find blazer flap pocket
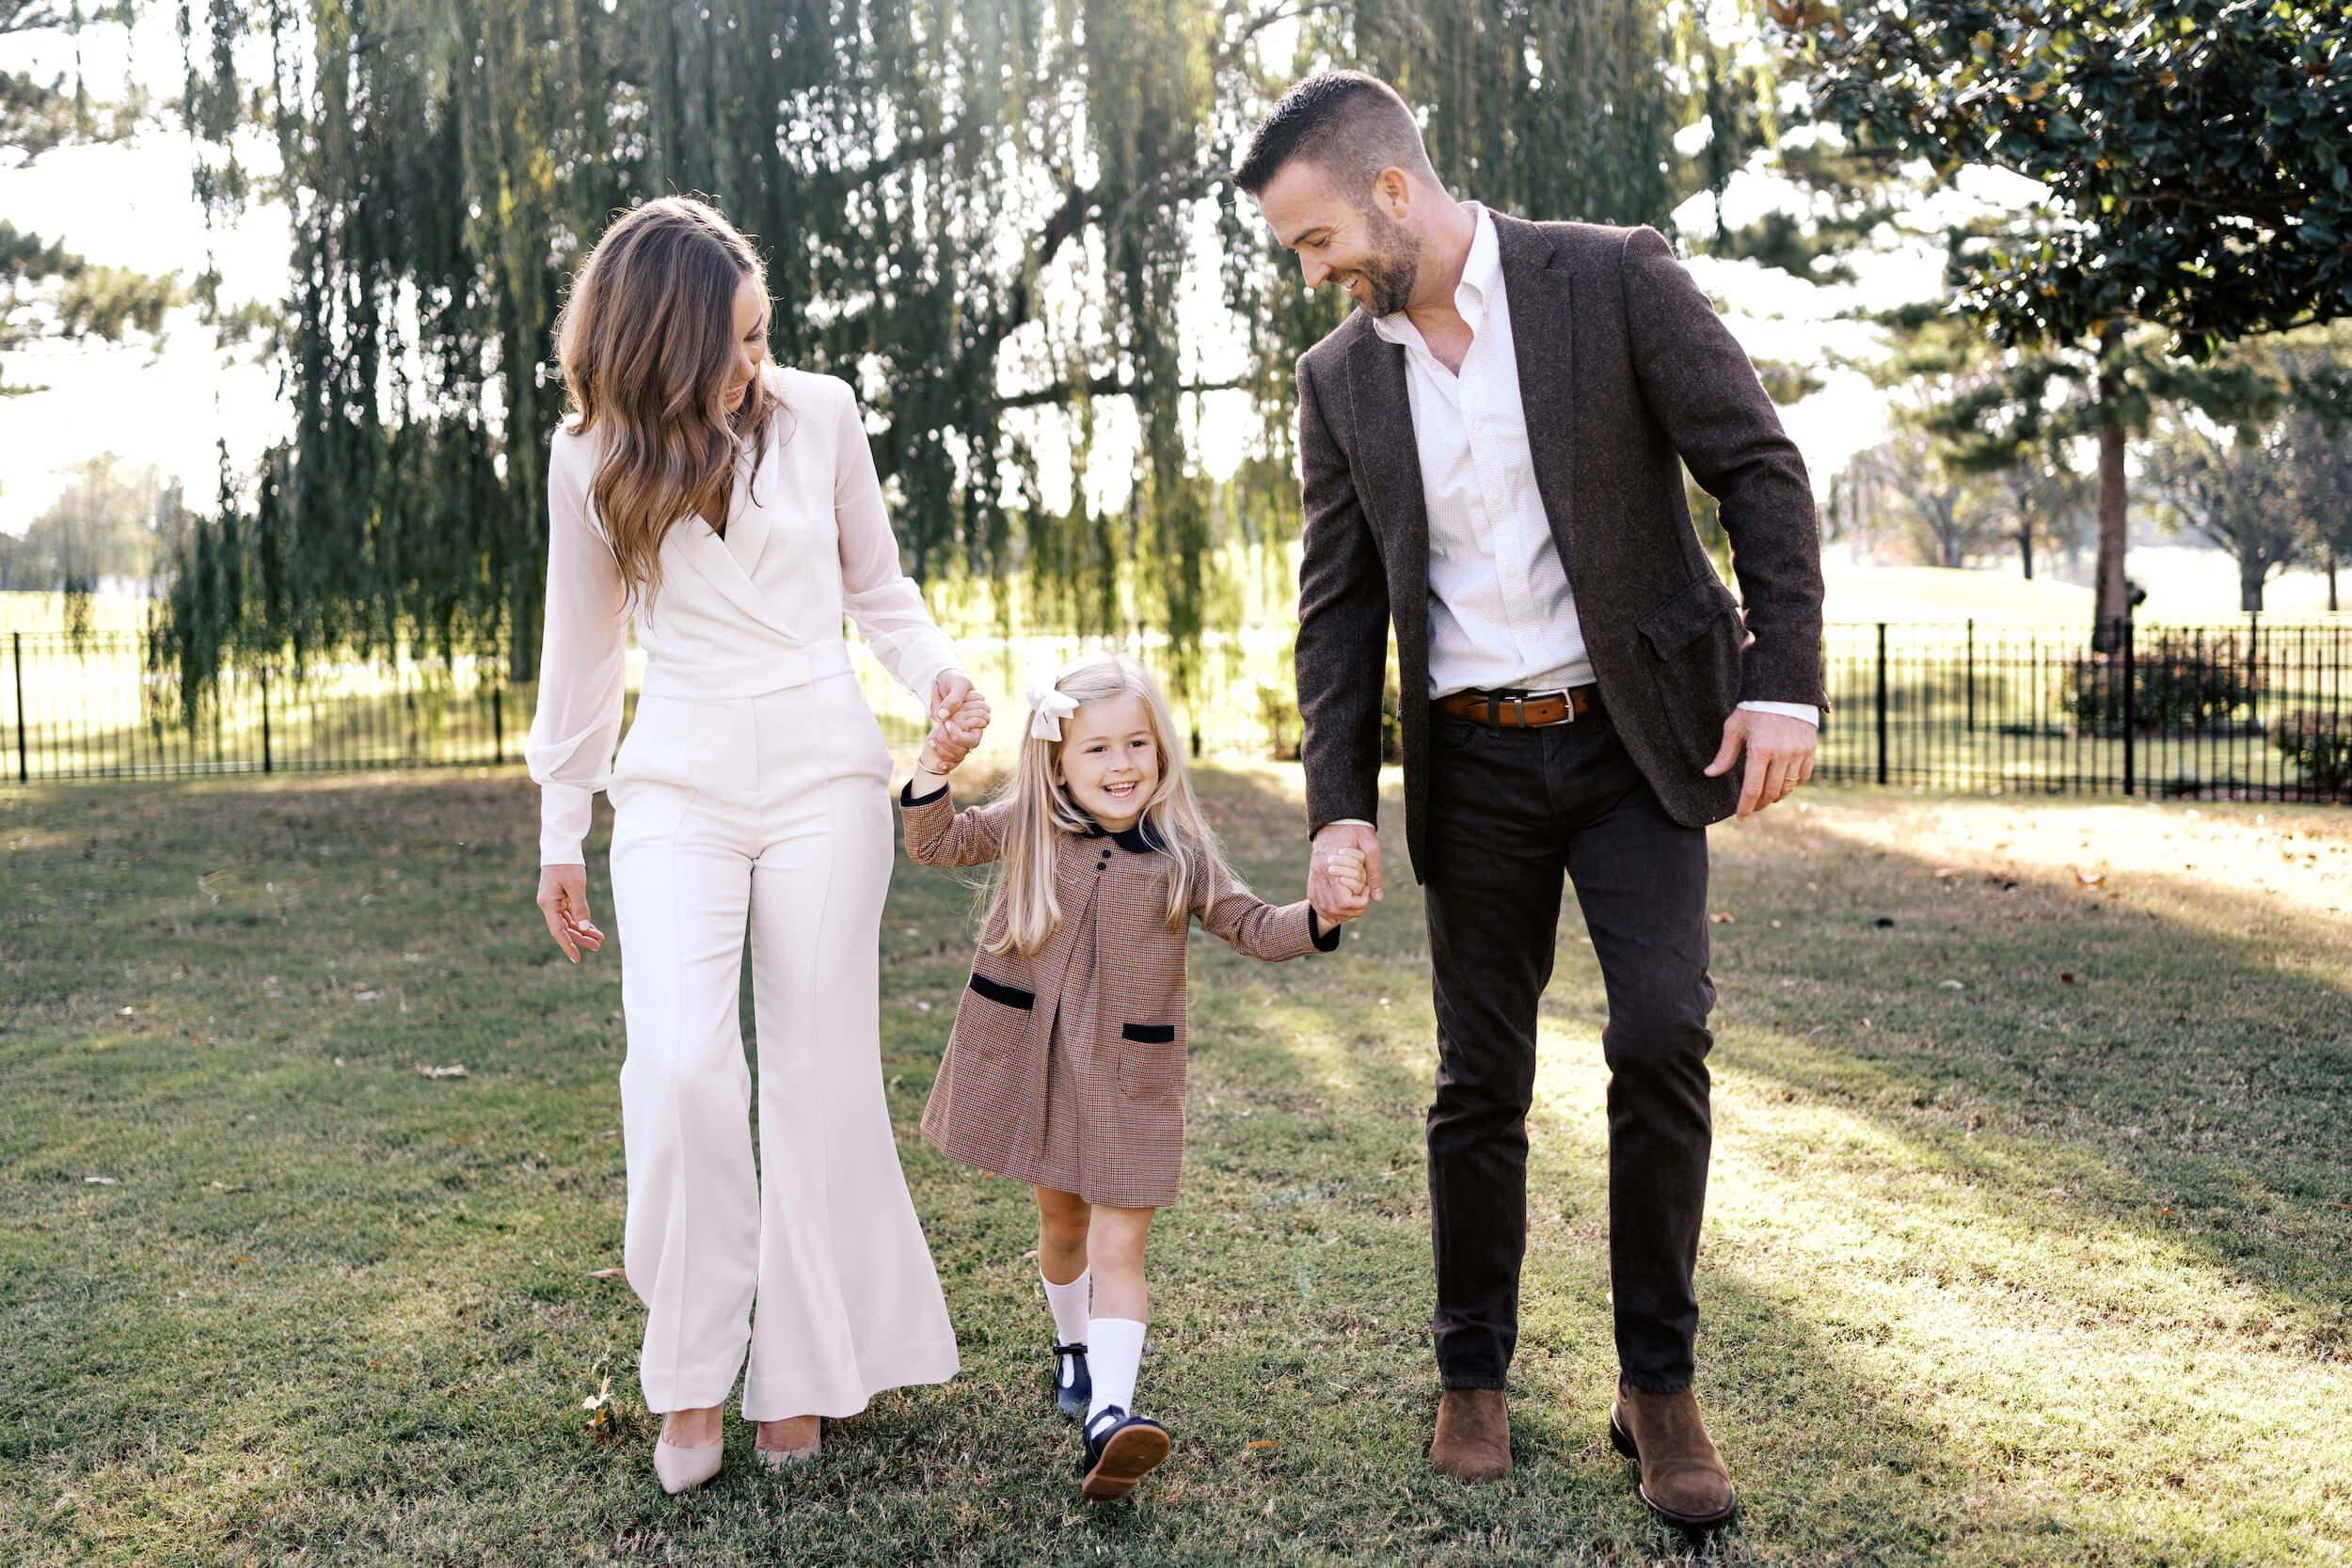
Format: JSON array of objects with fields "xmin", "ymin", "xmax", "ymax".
[
  {"xmin": 1120, "ymin": 1022, "xmax": 1177, "ymax": 1044},
  {"xmin": 1638, "ymin": 576, "xmax": 1739, "ymax": 660},
  {"xmin": 969, "ymin": 973, "xmax": 1036, "ymax": 1010}
]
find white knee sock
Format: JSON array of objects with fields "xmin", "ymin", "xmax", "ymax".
[
  {"xmin": 1041, "ymin": 1265, "xmax": 1090, "ymax": 1346},
  {"xmin": 1086, "ymin": 1317, "xmax": 1146, "ymax": 1420}
]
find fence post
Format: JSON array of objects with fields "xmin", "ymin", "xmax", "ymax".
[
  {"xmin": 493, "ymin": 682, "xmax": 505, "ymax": 766},
  {"xmin": 2121, "ymin": 615, "xmax": 2136, "ymax": 797},
  {"xmin": 1874, "ymin": 622, "xmax": 1889, "ymax": 787},
  {"xmin": 260, "ymin": 665, "xmax": 274, "ymax": 775},
  {"xmin": 1964, "ymin": 618, "xmax": 1976, "ymax": 734},
  {"xmin": 11, "ymin": 631, "xmax": 25, "ymax": 784}
]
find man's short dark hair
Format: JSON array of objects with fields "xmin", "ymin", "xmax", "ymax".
[{"xmin": 1232, "ymin": 71, "xmax": 1438, "ymax": 199}]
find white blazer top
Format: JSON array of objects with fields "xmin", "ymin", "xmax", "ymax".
[{"xmin": 525, "ymin": 365, "xmax": 961, "ymax": 864}]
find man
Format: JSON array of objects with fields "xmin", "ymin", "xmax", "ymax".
[{"xmin": 1236, "ymin": 71, "xmax": 1825, "ymax": 1528}]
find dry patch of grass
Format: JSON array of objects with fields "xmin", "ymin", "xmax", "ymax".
[{"xmin": 1, "ymin": 769, "xmax": 2345, "ymax": 1565}]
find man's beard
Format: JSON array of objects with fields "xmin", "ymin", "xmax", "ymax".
[{"xmin": 1350, "ymin": 203, "xmax": 1421, "ymax": 317}]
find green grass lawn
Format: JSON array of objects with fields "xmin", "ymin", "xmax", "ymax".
[{"xmin": 3, "ymin": 766, "xmax": 2347, "ymax": 1566}]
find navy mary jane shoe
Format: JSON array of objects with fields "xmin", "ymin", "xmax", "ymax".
[
  {"xmin": 1052, "ymin": 1341, "xmax": 1091, "ymax": 1420},
  {"xmin": 1079, "ymin": 1405, "xmax": 1170, "ymax": 1500}
]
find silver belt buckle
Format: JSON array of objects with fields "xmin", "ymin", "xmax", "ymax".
[{"xmin": 1525, "ymin": 688, "xmax": 1573, "ymax": 725}]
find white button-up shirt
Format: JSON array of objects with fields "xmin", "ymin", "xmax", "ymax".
[{"xmin": 1368, "ymin": 204, "xmax": 1817, "ymax": 725}]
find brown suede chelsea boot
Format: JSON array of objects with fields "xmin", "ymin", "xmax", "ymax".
[
  {"xmin": 1608, "ymin": 1379, "xmax": 1736, "ymax": 1530},
  {"xmin": 1429, "ymin": 1387, "xmax": 1512, "ymax": 1482}
]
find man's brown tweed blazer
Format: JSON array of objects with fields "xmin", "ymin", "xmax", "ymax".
[
  {"xmin": 901, "ymin": 786, "xmax": 1336, "ymax": 1208},
  {"xmin": 1294, "ymin": 214, "xmax": 1827, "ymax": 882}
]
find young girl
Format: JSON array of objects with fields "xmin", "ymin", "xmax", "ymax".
[{"xmin": 899, "ymin": 653, "xmax": 1364, "ymax": 1499}]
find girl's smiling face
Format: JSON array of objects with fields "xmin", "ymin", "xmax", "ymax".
[{"xmin": 1055, "ymin": 692, "xmax": 1160, "ymax": 832}]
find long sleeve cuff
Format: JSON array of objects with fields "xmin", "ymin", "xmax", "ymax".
[
  {"xmin": 539, "ymin": 783, "xmax": 595, "ymax": 866},
  {"xmin": 1307, "ymin": 909, "xmax": 1343, "ymax": 952},
  {"xmin": 1738, "ymin": 700, "xmax": 1820, "ymax": 726},
  {"xmin": 901, "ymin": 777, "xmax": 951, "ymax": 808}
]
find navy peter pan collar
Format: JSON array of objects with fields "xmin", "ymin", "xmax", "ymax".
[{"xmin": 1081, "ymin": 815, "xmax": 1166, "ymax": 854}]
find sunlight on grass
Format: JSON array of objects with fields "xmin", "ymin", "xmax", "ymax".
[{"xmin": 3, "ymin": 769, "xmax": 2347, "ymax": 1564}]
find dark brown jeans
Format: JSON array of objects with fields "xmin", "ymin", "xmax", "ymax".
[{"xmin": 1420, "ymin": 705, "xmax": 1715, "ymax": 1394}]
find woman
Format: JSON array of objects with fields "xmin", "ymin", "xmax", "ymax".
[{"xmin": 524, "ymin": 197, "xmax": 984, "ymax": 1493}]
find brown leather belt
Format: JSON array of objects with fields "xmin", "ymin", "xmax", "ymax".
[{"xmin": 1434, "ymin": 685, "xmax": 1598, "ymax": 728}]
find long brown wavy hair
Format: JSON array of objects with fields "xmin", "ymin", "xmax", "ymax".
[{"xmin": 552, "ymin": 197, "xmax": 782, "ymax": 607}]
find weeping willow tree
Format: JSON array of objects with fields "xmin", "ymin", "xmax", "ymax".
[{"xmin": 158, "ymin": 0, "xmax": 1741, "ymax": 712}]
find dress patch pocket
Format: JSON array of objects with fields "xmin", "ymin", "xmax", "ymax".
[{"xmin": 1119, "ymin": 1022, "xmax": 1176, "ymax": 1044}]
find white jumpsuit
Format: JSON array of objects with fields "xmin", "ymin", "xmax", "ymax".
[{"xmin": 526, "ymin": 365, "xmax": 961, "ymax": 1419}]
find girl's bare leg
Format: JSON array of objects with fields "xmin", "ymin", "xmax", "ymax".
[
  {"xmin": 1037, "ymin": 1186, "xmax": 1092, "ymax": 1285},
  {"xmin": 1085, "ymin": 1206, "xmax": 1152, "ymax": 1324}
]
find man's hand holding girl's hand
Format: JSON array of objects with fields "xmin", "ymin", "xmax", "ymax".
[{"xmin": 1311, "ymin": 847, "xmax": 1369, "ymax": 929}]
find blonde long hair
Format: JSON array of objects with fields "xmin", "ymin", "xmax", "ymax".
[
  {"xmin": 552, "ymin": 197, "xmax": 783, "ymax": 607},
  {"xmin": 986, "ymin": 653, "xmax": 1226, "ymax": 956}
]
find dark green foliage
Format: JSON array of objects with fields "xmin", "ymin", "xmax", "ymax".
[
  {"xmin": 2273, "ymin": 710, "xmax": 2352, "ymax": 794},
  {"xmin": 2065, "ymin": 633, "xmax": 2255, "ymax": 736},
  {"xmin": 153, "ymin": 0, "xmax": 1721, "ymax": 712},
  {"xmin": 1784, "ymin": 0, "xmax": 2352, "ymax": 357}
]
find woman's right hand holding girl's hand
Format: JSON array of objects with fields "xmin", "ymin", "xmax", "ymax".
[{"xmin": 537, "ymin": 864, "xmax": 606, "ymax": 963}]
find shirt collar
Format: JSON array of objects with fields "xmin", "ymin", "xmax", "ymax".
[
  {"xmin": 1371, "ymin": 202, "xmax": 1496, "ymax": 349},
  {"xmin": 1081, "ymin": 814, "xmax": 1166, "ymax": 854}
]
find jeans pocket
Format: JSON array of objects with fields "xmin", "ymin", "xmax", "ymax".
[{"xmin": 1431, "ymin": 718, "xmax": 1482, "ymax": 754}]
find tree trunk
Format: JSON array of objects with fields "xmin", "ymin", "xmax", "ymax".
[
  {"xmin": 2019, "ymin": 519, "xmax": 2034, "ymax": 580},
  {"xmin": 2090, "ymin": 325, "xmax": 2131, "ymax": 652},
  {"xmin": 2242, "ymin": 562, "xmax": 2266, "ymax": 614},
  {"xmin": 2328, "ymin": 551, "xmax": 2340, "ymax": 613}
]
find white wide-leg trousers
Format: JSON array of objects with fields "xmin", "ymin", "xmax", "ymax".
[{"xmin": 607, "ymin": 671, "xmax": 959, "ymax": 1418}]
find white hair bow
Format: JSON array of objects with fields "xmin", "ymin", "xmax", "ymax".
[{"xmin": 1027, "ymin": 676, "xmax": 1080, "ymax": 742}]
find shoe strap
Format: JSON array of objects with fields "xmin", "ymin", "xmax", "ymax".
[
  {"xmin": 1053, "ymin": 1341, "xmax": 1089, "ymax": 1356},
  {"xmin": 1084, "ymin": 1405, "xmax": 1125, "ymax": 1441}
]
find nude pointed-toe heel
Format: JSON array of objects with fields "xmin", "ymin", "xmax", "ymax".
[
  {"xmin": 653, "ymin": 1436, "xmax": 724, "ymax": 1495},
  {"xmin": 755, "ymin": 1434, "xmax": 819, "ymax": 1467}
]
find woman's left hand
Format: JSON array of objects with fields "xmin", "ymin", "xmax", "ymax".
[{"xmin": 930, "ymin": 672, "xmax": 990, "ymax": 751}]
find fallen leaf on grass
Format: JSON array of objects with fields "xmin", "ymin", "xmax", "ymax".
[
  {"xmin": 2074, "ymin": 869, "xmax": 2106, "ymax": 887},
  {"xmin": 915, "ymin": 1001, "xmax": 932, "ymax": 1012},
  {"xmin": 230, "ymin": 1255, "xmax": 254, "ymax": 1264},
  {"xmin": 2058, "ymin": 971, "xmax": 2076, "ymax": 984},
  {"xmin": 208, "ymin": 1180, "xmax": 250, "ymax": 1193},
  {"xmin": 1939, "ymin": 979, "xmax": 1964, "ymax": 990},
  {"xmin": 84, "ymin": 1177, "xmax": 118, "ymax": 1185},
  {"xmin": 1931, "ymin": 867, "xmax": 1961, "ymax": 879},
  {"xmin": 1245, "ymin": 1440, "xmax": 1279, "ymax": 1450},
  {"xmin": 415, "ymin": 1063, "xmax": 468, "ymax": 1079},
  {"xmin": 588, "ymin": 1267, "xmax": 627, "ymax": 1280},
  {"xmin": 1708, "ymin": 911, "xmax": 1735, "ymax": 925},
  {"xmin": 353, "ymin": 990, "xmax": 379, "ymax": 1002}
]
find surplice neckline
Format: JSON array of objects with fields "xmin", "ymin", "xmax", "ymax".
[{"xmin": 705, "ymin": 431, "xmax": 770, "ymax": 578}]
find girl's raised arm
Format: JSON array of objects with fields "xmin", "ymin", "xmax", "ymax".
[{"xmin": 899, "ymin": 786, "xmax": 1013, "ymax": 868}]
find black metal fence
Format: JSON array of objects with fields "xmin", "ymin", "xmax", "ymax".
[
  {"xmin": 1818, "ymin": 621, "xmax": 2352, "ymax": 801},
  {"xmin": 7, "ymin": 622, "xmax": 2350, "ymax": 801},
  {"xmin": 0, "ymin": 628, "xmax": 1295, "ymax": 782}
]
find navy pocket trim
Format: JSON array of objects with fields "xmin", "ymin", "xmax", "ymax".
[
  {"xmin": 969, "ymin": 974, "xmax": 1036, "ymax": 1010},
  {"xmin": 1120, "ymin": 1022, "xmax": 1177, "ymax": 1044}
]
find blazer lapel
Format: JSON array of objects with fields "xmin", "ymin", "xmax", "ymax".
[
  {"xmin": 671, "ymin": 514, "xmax": 797, "ymax": 639},
  {"xmin": 721, "ymin": 450, "xmax": 771, "ymax": 578},
  {"xmin": 1492, "ymin": 214, "xmax": 1578, "ymax": 562},
  {"xmin": 1343, "ymin": 327, "xmax": 1431, "ymax": 657}
]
